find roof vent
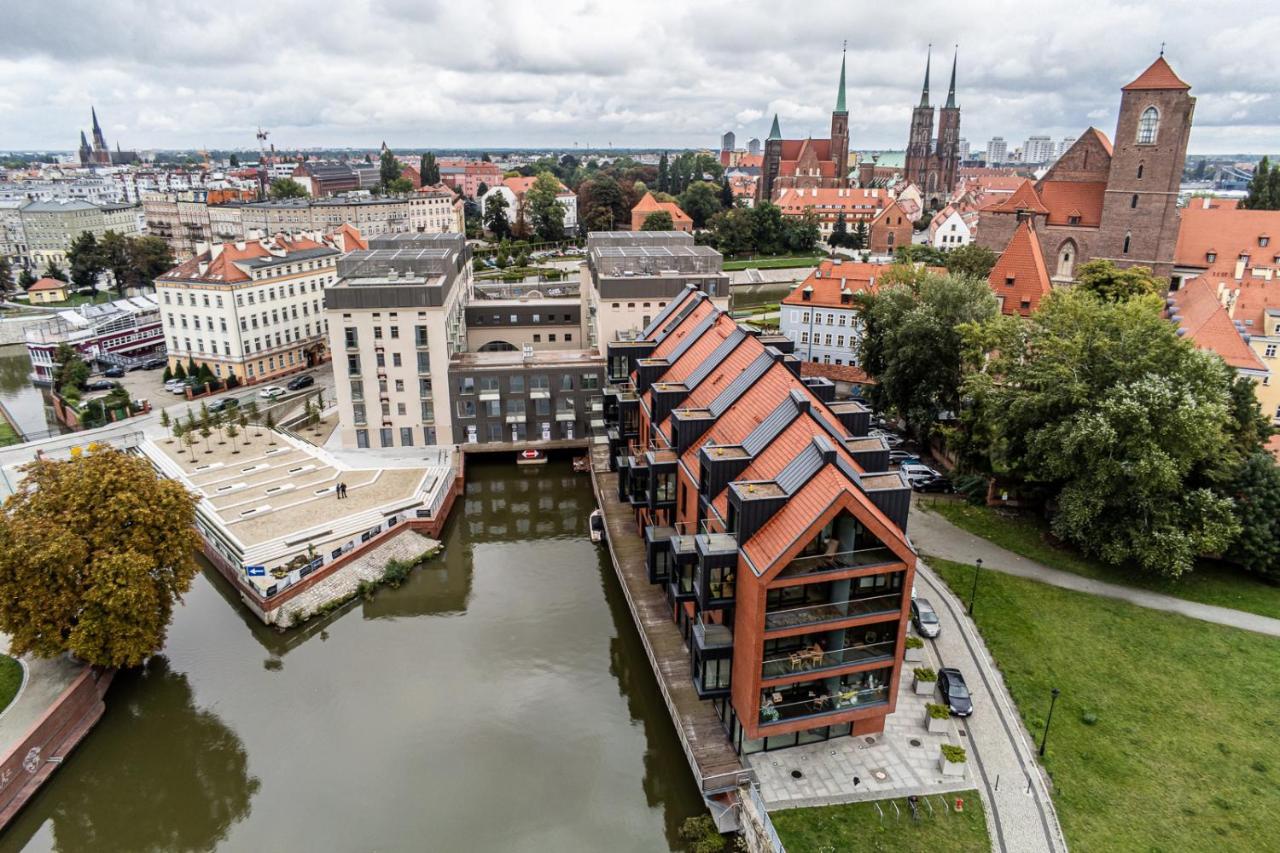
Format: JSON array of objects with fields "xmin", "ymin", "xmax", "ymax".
[{"xmin": 833, "ymin": 257, "xmax": 842, "ymax": 265}]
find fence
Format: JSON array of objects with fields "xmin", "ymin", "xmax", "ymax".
[{"xmin": 739, "ymin": 783, "xmax": 786, "ymax": 853}]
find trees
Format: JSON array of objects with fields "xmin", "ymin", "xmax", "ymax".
[
  {"xmin": 385, "ymin": 176, "xmax": 414, "ymax": 195},
  {"xmin": 830, "ymin": 213, "xmax": 849, "ymax": 248},
  {"xmin": 678, "ymin": 181, "xmax": 723, "ymax": 228},
  {"xmin": 1075, "ymin": 259, "xmax": 1163, "ymax": 302},
  {"xmin": 657, "ymin": 152, "xmax": 670, "ymax": 194},
  {"xmin": 720, "ymin": 177, "xmax": 735, "ymax": 209},
  {"xmin": 0, "ymin": 256, "xmax": 12, "ymax": 293},
  {"xmin": 419, "ymin": 152, "xmax": 440, "ymax": 185},
  {"xmin": 1226, "ymin": 452, "xmax": 1280, "ymax": 580},
  {"xmin": 42, "ymin": 259, "xmax": 68, "ymax": 282},
  {"xmin": 379, "ymin": 148, "xmax": 402, "ymax": 191},
  {"xmin": 851, "ymin": 221, "xmax": 869, "ymax": 251},
  {"xmin": 894, "ymin": 244, "xmax": 948, "ymax": 267},
  {"xmin": 126, "ymin": 236, "xmax": 173, "ymax": 290},
  {"xmin": 943, "ymin": 244, "xmax": 999, "ymax": 280},
  {"xmin": 783, "ymin": 211, "xmax": 820, "ymax": 254},
  {"xmin": 483, "ymin": 191, "xmax": 512, "ymax": 239},
  {"xmin": 67, "ymin": 232, "xmax": 104, "ymax": 291},
  {"xmin": 857, "ymin": 269, "xmax": 999, "ymax": 442},
  {"xmin": 228, "ymin": 153, "xmax": 239, "ymax": 167},
  {"xmin": 0, "ymin": 446, "xmax": 200, "ymax": 668},
  {"xmin": 962, "ymin": 289, "xmax": 1241, "ymax": 577},
  {"xmin": 524, "ymin": 172, "xmax": 567, "ymax": 242},
  {"xmin": 53, "ymin": 343, "xmax": 89, "ymax": 394},
  {"xmin": 640, "ymin": 211, "xmax": 674, "ymax": 231},
  {"xmin": 99, "ymin": 229, "xmax": 131, "ymax": 296},
  {"xmin": 578, "ymin": 174, "xmax": 630, "ymax": 232},
  {"xmin": 268, "ymin": 178, "xmax": 307, "ymax": 200},
  {"xmin": 1241, "ymin": 156, "xmax": 1278, "ymax": 211},
  {"xmin": 17, "ymin": 268, "xmax": 37, "ymax": 291}
]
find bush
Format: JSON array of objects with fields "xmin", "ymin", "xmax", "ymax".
[
  {"xmin": 941, "ymin": 744, "xmax": 967, "ymax": 763},
  {"xmin": 678, "ymin": 815, "xmax": 727, "ymax": 853},
  {"xmin": 1081, "ymin": 711, "xmax": 1099, "ymax": 726},
  {"xmin": 952, "ymin": 473, "xmax": 988, "ymax": 505},
  {"xmin": 905, "ymin": 636, "xmax": 925, "ymax": 649},
  {"xmin": 913, "ymin": 667, "xmax": 937, "ymax": 682},
  {"xmin": 927, "ymin": 702, "xmax": 951, "ymax": 720},
  {"xmin": 382, "ymin": 557, "xmax": 414, "ymax": 588}
]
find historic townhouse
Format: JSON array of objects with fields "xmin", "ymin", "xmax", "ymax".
[
  {"xmin": 155, "ymin": 233, "xmax": 341, "ymax": 383},
  {"xmin": 604, "ymin": 287, "xmax": 916, "ymax": 754}
]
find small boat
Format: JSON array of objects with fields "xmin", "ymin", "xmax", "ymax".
[
  {"xmin": 589, "ymin": 509, "xmax": 605, "ymax": 543},
  {"xmin": 517, "ymin": 449, "xmax": 547, "ymax": 466}
]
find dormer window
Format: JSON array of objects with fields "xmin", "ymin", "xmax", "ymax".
[
  {"xmin": 1005, "ymin": 275, "xmax": 1015, "ymax": 287},
  {"xmin": 1068, "ymin": 215, "xmax": 1081, "ymax": 226},
  {"xmin": 1206, "ymin": 251, "xmax": 1217, "ymax": 263},
  {"xmin": 1261, "ymin": 235, "xmax": 1271, "ymax": 247}
]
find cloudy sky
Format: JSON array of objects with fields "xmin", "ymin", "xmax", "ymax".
[{"xmin": 2, "ymin": 0, "xmax": 1277, "ymax": 155}]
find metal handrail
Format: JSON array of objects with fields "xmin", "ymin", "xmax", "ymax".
[{"xmin": 763, "ymin": 592, "xmax": 902, "ymax": 631}]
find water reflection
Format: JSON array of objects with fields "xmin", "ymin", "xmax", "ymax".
[
  {"xmin": 0, "ymin": 658, "xmax": 259, "ymax": 853},
  {"xmin": 0, "ymin": 344, "xmax": 64, "ymax": 438}
]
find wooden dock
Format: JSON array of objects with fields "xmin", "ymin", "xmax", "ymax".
[{"xmin": 588, "ymin": 443, "xmax": 751, "ymax": 795}]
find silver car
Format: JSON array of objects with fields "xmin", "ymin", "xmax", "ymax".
[{"xmin": 911, "ymin": 597, "xmax": 941, "ymax": 638}]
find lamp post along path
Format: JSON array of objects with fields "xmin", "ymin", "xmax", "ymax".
[{"xmin": 1039, "ymin": 688, "xmax": 1061, "ymax": 758}]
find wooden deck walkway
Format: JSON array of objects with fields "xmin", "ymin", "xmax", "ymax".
[{"xmin": 589, "ymin": 443, "xmax": 751, "ymax": 794}]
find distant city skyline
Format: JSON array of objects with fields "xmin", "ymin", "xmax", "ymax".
[{"xmin": 2, "ymin": 1, "xmax": 1277, "ymax": 156}]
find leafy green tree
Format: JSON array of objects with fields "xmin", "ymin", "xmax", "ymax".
[
  {"xmin": 783, "ymin": 211, "xmax": 820, "ymax": 254},
  {"xmin": 99, "ymin": 230, "xmax": 131, "ymax": 296},
  {"xmin": 419, "ymin": 152, "xmax": 440, "ymax": 185},
  {"xmin": 385, "ymin": 176, "xmax": 414, "ymax": 195},
  {"xmin": 830, "ymin": 213, "xmax": 849, "ymax": 248},
  {"xmin": 851, "ymin": 221, "xmax": 869, "ymax": 251},
  {"xmin": 963, "ymin": 289, "xmax": 1241, "ymax": 577},
  {"xmin": 53, "ymin": 343, "xmax": 89, "ymax": 393},
  {"xmin": 228, "ymin": 153, "xmax": 239, "ymax": 167},
  {"xmin": 708, "ymin": 207, "xmax": 756, "ymax": 256},
  {"xmin": 480, "ymin": 152, "xmax": 492, "ymax": 163},
  {"xmin": 657, "ymin": 152, "xmax": 669, "ymax": 193},
  {"xmin": 42, "ymin": 259, "xmax": 68, "ymax": 282},
  {"xmin": 484, "ymin": 191, "xmax": 512, "ymax": 239},
  {"xmin": 1226, "ymin": 452, "xmax": 1280, "ymax": 579},
  {"xmin": 719, "ymin": 177, "xmax": 735, "ymax": 209},
  {"xmin": 379, "ymin": 148, "xmax": 401, "ymax": 191},
  {"xmin": 1241, "ymin": 156, "xmax": 1276, "ymax": 210},
  {"xmin": 0, "ymin": 446, "xmax": 200, "ymax": 667},
  {"xmin": 640, "ymin": 211, "xmax": 674, "ymax": 231},
  {"xmin": 125, "ymin": 236, "xmax": 175, "ymax": 290},
  {"xmin": 67, "ymin": 232, "xmax": 104, "ymax": 291},
  {"xmin": 944, "ymin": 243, "xmax": 998, "ymax": 279},
  {"xmin": 894, "ymin": 244, "xmax": 948, "ymax": 266},
  {"xmin": 749, "ymin": 203, "xmax": 787, "ymax": 255},
  {"xmin": 477, "ymin": 181, "xmax": 489, "ymax": 198},
  {"xmin": 18, "ymin": 267, "xmax": 37, "ymax": 290},
  {"xmin": 1075, "ymin": 259, "xmax": 1163, "ymax": 302},
  {"xmin": 0, "ymin": 256, "xmax": 13, "ymax": 293},
  {"xmin": 678, "ymin": 181, "xmax": 722, "ymax": 228},
  {"xmin": 173, "ymin": 362, "xmax": 186, "ymax": 381},
  {"xmin": 524, "ymin": 172, "xmax": 566, "ymax": 242},
  {"xmin": 857, "ymin": 270, "xmax": 998, "ymax": 442},
  {"xmin": 268, "ymin": 178, "xmax": 308, "ymax": 200}
]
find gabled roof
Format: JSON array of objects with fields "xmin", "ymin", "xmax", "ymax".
[
  {"xmin": 782, "ymin": 260, "xmax": 944, "ymax": 308},
  {"xmin": 28, "ymin": 277, "xmax": 67, "ymax": 292},
  {"xmin": 980, "ymin": 179, "xmax": 1048, "ymax": 215},
  {"xmin": 1169, "ymin": 277, "xmax": 1267, "ymax": 373},
  {"xmin": 988, "ymin": 219, "xmax": 1053, "ymax": 317},
  {"xmin": 1083, "ymin": 127, "xmax": 1114, "ymax": 157},
  {"xmin": 1038, "ymin": 180, "xmax": 1107, "ymax": 227},
  {"xmin": 1175, "ymin": 205, "xmax": 1280, "ymax": 270},
  {"xmin": 1123, "ymin": 56, "xmax": 1191, "ymax": 92},
  {"xmin": 632, "ymin": 192, "xmax": 693, "ymax": 226}
]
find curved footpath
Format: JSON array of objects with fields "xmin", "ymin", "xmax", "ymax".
[
  {"xmin": 909, "ymin": 501, "xmax": 1280, "ymax": 638},
  {"xmin": 914, "ymin": 560, "xmax": 1069, "ymax": 853}
]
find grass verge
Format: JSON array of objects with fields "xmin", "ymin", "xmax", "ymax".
[
  {"xmin": 923, "ymin": 498, "xmax": 1280, "ymax": 621},
  {"xmin": 0, "ymin": 655, "xmax": 23, "ymax": 713},
  {"xmin": 929, "ymin": 557, "xmax": 1280, "ymax": 852},
  {"xmin": 772, "ymin": 790, "xmax": 988, "ymax": 852},
  {"xmin": 0, "ymin": 419, "xmax": 20, "ymax": 447},
  {"xmin": 722, "ymin": 255, "xmax": 821, "ymax": 271}
]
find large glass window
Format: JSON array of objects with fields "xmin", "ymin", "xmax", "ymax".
[{"xmin": 1137, "ymin": 106, "xmax": 1159, "ymax": 144}]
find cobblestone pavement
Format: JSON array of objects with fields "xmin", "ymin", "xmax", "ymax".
[{"xmin": 278, "ymin": 529, "xmax": 439, "ymax": 626}]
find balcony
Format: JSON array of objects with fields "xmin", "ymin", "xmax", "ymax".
[
  {"xmin": 764, "ymin": 592, "xmax": 902, "ymax": 632},
  {"xmin": 759, "ymin": 684, "xmax": 890, "ymax": 726},
  {"xmin": 761, "ymin": 638, "xmax": 896, "ymax": 680},
  {"xmin": 693, "ymin": 615, "xmax": 733, "ymax": 651},
  {"xmin": 775, "ymin": 546, "xmax": 901, "ymax": 581}
]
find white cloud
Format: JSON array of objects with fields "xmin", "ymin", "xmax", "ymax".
[{"xmin": 0, "ymin": 0, "xmax": 1277, "ymax": 154}]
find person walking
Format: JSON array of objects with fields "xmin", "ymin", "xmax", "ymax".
[{"xmin": 336, "ymin": 481, "xmax": 345, "ymax": 499}]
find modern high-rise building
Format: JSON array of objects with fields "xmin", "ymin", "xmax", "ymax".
[
  {"xmin": 957, "ymin": 138, "xmax": 970, "ymax": 161},
  {"xmin": 1024, "ymin": 136, "xmax": 1056, "ymax": 164},
  {"xmin": 986, "ymin": 137, "xmax": 1008, "ymax": 164},
  {"xmin": 721, "ymin": 131, "xmax": 736, "ymax": 152}
]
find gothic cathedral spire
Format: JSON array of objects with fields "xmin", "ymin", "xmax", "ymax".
[
  {"xmin": 835, "ymin": 43, "xmax": 848, "ymax": 113},
  {"xmin": 920, "ymin": 45, "xmax": 932, "ymax": 107},
  {"xmin": 945, "ymin": 47, "xmax": 958, "ymax": 109},
  {"xmin": 767, "ymin": 114, "xmax": 781, "ymax": 140}
]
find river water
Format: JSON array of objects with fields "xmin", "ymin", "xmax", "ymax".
[
  {"xmin": 0, "ymin": 459, "xmax": 703, "ymax": 851},
  {"xmin": 0, "ymin": 345, "xmax": 64, "ymax": 440}
]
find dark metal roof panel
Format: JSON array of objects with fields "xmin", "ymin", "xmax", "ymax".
[
  {"xmin": 708, "ymin": 351, "xmax": 774, "ymax": 416},
  {"xmin": 742, "ymin": 396, "xmax": 801, "ymax": 456},
  {"xmin": 776, "ymin": 440, "xmax": 825, "ymax": 495},
  {"xmin": 684, "ymin": 328, "xmax": 746, "ymax": 390}
]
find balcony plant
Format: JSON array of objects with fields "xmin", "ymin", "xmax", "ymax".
[
  {"xmin": 925, "ymin": 702, "xmax": 951, "ymax": 734},
  {"xmin": 904, "ymin": 635, "xmax": 926, "ymax": 662},
  {"xmin": 939, "ymin": 743, "xmax": 967, "ymax": 777},
  {"xmin": 912, "ymin": 666, "xmax": 938, "ymax": 696}
]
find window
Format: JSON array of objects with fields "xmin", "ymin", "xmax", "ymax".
[
  {"xmin": 561, "ymin": 374, "xmax": 573, "ymax": 391},
  {"xmin": 392, "ymin": 353, "xmax": 402, "ymax": 367},
  {"xmin": 1122, "ymin": 232, "xmax": 1132, "ymax": 254},
  {"xmin": 352, "ymin": 403, "xmax": 367, "ymax": 424},
  {"xmin": 356, "ymin": 429, "xmax": 369, "ymax": 448},
  {"xmin": 400, "ymin": 427, "xmax": 413, "ymax": 446},
  {"xmin": 509, "ymin": 376, "xmax": 525, "ymax": 394},
  {"xmin": 459, "ymin": 377, "xmax": 475, "ymax": 394},
  {"xmin": 1261, "ymin": 236, "xmax": 1271, "ymax": 248},
  {"xmin": 417, "ymin": 351, "xmax": 430, "ymax": 373},
  {"xmin": 456, "ymin": 400, "xmax": 476, "ymax": 418},
  {"xmin": 344, "ymin": 328, "xmax": 358, "ymax": 348},
  {"xmin": 1266, "ymin": 345, "xmax": 1277, "ymax": 359},
  {"xmin": 1130, "ymin": 194, "xmax": 1139, "ymax": 208},
  {"xmin": 415, "ymin": 325, "xmax": 428, "ymax": 347},
  {"xmin": 582, "ymin": 374, "xmax": 599, "ymax": 390},
  {"xmin": 351, "ymin": 380, "xmax": 363, "ymax": 400},
  {"xmin": 1137, "ymin": 163, "xmax": 1144, "ymax": 179},
  {"xmin": 380, "ymin": 428, "xmax": 394, "ymax": 448},
  {"xmin": 1057, "ymin": 241, "xmax": 1076, "ymax": 279},
  {"xmin": 1137, "ymin": 106, "xmax": 1159, "ymax": 144}
]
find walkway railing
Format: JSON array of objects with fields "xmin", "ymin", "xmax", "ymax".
[{"xmin": 764, "ymin": 592, "xmax": 901, "ymax": 631}]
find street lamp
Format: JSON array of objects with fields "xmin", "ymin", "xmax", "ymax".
[
  {"xmin": 968, "ymin": 558, "xmax": 983, "ymax": 615},
  {"xmin": 1038, "ymin": 688, "xmax": 1061, "ymax": 758}
]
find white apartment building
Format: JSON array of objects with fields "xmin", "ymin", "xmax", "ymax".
[
  {"xmin": 155, "ymin": 233, "xmax": 341, "ymax": 383},
  {"xmin": 928, "ymin": 206, "xmax": 974, "ymax": 250},
  {"xmin": 1024, "ymin": 136, "xmax": 1056, "ymax": 164},
  {"xmin": 986, "ymin": 137, "xmax": 1008, "ymax": 164}
]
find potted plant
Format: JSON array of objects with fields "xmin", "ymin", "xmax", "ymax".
[
  {"xmin": 904, "ymin": 635, "xmax": 926, "ymax": 663},
  {"xmin": 939, "ymin": 744, "xmax": 967, "ymax": 777},
  {"xmin": 912, "ymin": 666, "xmax": 937, "ymax": 696},
  {"xmin": 925, "ymin": 703, "xmax": 951, "ymax": 734}
]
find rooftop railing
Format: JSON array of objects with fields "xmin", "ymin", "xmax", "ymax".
[
  {"xmin": 776, "ymin": 546, "xmax": 900, "ymax": 580},
  {"xmin": 764, "ymin": 592, "xmax": 901, "ymax": 632}
]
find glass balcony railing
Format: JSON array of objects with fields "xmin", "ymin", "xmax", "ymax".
[
  {"xmin": 758, "ymin": 686, "xmax": 890, "ymax": 725},
  {"xmin": 775, "ymin": 547, "xmax": 900, "ymax": 580},
  {"xmin": 761, "ymin": 640, "xmax": 896, "ymax": 680},
  {"xmin": 764, "ymin": 593, "xmax": 902, "ymax": 632},
  {"xmin": 694, "ymin": 616, "xmax": 733, "ymax": 650}
]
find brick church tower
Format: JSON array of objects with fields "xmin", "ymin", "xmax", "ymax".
[
  {"xmin": 904, "ymin": 48, "xmax": 935, "ymax": 192},
  {"xmin": 903, "ymin": 47, "xmax": 961, "ymax": 208},
  {"xmin": 936, "ymin": 52, "xmax": 961, "ymax": 200},
  {"xmin": 830, "ymin": 47, "xmax": 850, "ymax": 185},
  {"xmin": 1094, "ymin": 56, "xmax": 1194, "ymax": 279}
]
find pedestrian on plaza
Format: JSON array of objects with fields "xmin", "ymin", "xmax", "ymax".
[
  {"xmin": 341, "ymin": 482, "xmax": 348, "ymax": 498},
  {"xmin": 336, "ymin": 481, "xmax": 345, "ymax": 499}
]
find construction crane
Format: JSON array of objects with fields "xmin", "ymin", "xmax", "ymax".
[{"xmin": 256, "ymin": 127, "xmax": 270, "ymax": 164}]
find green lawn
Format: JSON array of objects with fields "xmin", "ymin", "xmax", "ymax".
[
  {"xmin": 0, "ymin": 655, "xmax": 23, "ymax": 713},
  {"xmin": 924, "ymin": 499, "xmax": 1280, "ymax": 621},
  {"xmin": 722, "ymin": 255, "xmax": 821, "ymax": 271},
  {"xmin": 30, "ymin": 291, "xmax": 112, "ymax": 308},
  {"xmin": 929, "ymin": 557, "xmax": 1280, "ymax": 853},
  {"xmin": 0, "ymin": 419, "xmax": 20, "ymax": 447},
  {"xmin": 772, "ymin": 790, "xmax": 988, "ymax": 852}
]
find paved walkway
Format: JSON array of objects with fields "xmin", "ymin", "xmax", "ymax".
[
  {"xmin": 914, "ymin": 561, "xmax": 1068, "ymax": 853},
  {"xmin": 910, "ymin": 500, "xmax": 1280, "ymax": 638},
  {"xmin": 0, "ymin": 637, "xmax": 84, "ymax": 757}
]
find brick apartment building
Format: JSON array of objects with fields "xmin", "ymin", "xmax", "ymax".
[
  {"xmin": 772, "ymin": 187, "xmax": 912, "ymax": 254},
  {"xmin": 604, "ymin": 287, "xmax": 916, "ymax": 754}
]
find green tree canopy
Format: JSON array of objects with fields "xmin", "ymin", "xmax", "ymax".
[
  {"xmin": 379, "ymin": 148, "xmax": 402, "ymax": 191},
  {"xmin": 420, "ymin": 151, "xmax": 440, "ymax": 185},
  {"xmin": 678, "ymin": 181, "xmax": 723, "ymax": 228},
  {"xmin": 268, "ymin": 178, "xmax": 307, "ymax": 200},
  {"xmin": 962, "ymin": 288, "xmax": 1241, "ymax": 577},
  {"xmin": 1226, "ymin": 451, "xmax": 1280, "ymax": 580},
  {"xmin": 42, "ymin": 259, "xmax": 68, "ymax": 282},
  {"xmin": 99, "ymin": 229, "xmax": 131, "ymax": 296},
  {"xmin": 67, "ymin": 231, "xmax": 104, "ymax": 291},
  {"xmin": 484, "ymin": 191, "xmax": 512, "ymax": 240},
  {"xmin": 385, "ymin": 176, "xmax": 415, "ymax": 195},
  {"xmin": 0, "ymin": 446, "xmax": 201, "ymax": 667},
  {"xmin": 943, "ymin": 243, "xmax": 999, "ymax": 279},
  {"xmin": 1241, "ymin": 156, "xmax": 1278, "ymax": 211},
  {"xmin": 829, "ymin": 212, "xmax": 849, "ymax": 248},
  {"xmin": 578, "ymin": 174, "xmax": 630, "ymax": 232},
  {"xmin": 18, "ymin": 267, "xmax": 37, "ymax": 290},
  {"xmin": 640, "ymin": 211, "xmax": 674, "ymax": 231},
  {"xmin": 524, "ymin": 171, "xmax": 567, "ymax": 242},
  {"xmin": 0, "ymin": 255, "xmax": 12, "ymax": 293},
  {"xmin": 53, "ymin": 342, "xmax": 90, "ymax": 393},
  {"xmin": 1075, "ymin": 259, "xmax": 1164, "ymax": 302},
  {"xmin": 125, "ymin": 236, "xmax": 175, "ymax": 290}
]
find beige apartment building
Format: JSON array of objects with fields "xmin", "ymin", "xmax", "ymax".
[
  {"xmin": 20, "ymin": 198, "xmax": 140, "ymax": 269},
  {"xmin": 155, "ymin": 233, "xmax": 341, "ymax": 383},
  {"xmin": 325, "ymin": 233, "xmax": 471, "ymax": 447}
]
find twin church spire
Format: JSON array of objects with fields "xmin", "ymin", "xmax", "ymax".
[{"xmin": 919, "ymin": 45, "xmax": 959, "ymax": 109}]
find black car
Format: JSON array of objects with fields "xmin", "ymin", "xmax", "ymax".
[
  {"xmin": 141, "ymin": 357, "xmax": 167, "ymax": 370},
  {"xmin": 102, "ymin": 365, "xmax": 125, "ymax": 378},
  {"xmin": 287, "ymin": 374, "xmax": 314, "ymax": 391},
  {"xmin": 208, "ymin": 397, "xmax": 241, "ymax": 413},
  {"xmin": 937, "ymin": 668, "xmax": 973, "ymax": 717},
  {"xmin": 911, "ymin": 475, "xmax": 953, "ymax": 493},
  {"xmin": 81, "ymin": 380, "xmax": 116, "ymax": 392}
]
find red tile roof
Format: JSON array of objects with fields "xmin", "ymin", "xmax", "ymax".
[
  {"xmin": 28, "ymin": 277, "xmax": 67, "ymax": 292},
  {"xmin": 632, "ymin": 192, "xmax": 693, "ymax": 226},
  {"xmin": 1123, "ymin": 56, "xmax": 1191, "ymax": 91},
  {"xmin": 1174, "ymin": 205, "xmax": 1280, "ymax": 270},
  {"xmin": 1037, "ymin": 180, "xmax": 1108, "ymax": 227},
  {"xmin": 1169, "ymin": 277, "xmax": 1267, "ymax": 372},
  {"xmin": 989, "ymin": 219, "xmax": 1053, "ymax": 317},
  {"xmin": 980, "ymin": 180, "xmax": 1048, "ymax": 215},
  {"xmin": 782, "ymin": 260, "xmax": 944, "ymax": 308},
  {"xmin": 1224, "ymin": 277, "xmax": 1280, "ymax": 331},
  {"xmin": 502, "ymin": 175, "xmax": 572, "ymax": 198},
  {"xmin": 799, "ymin": 361, "xmax": 874, "ymax": 385}
]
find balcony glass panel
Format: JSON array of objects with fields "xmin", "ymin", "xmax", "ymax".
[
  {"xmin": 758, "ymin": 669, "xmax": 892, "ymax": 726},
  {"xmin": 776, "ymin": 546, "xmax": 900, "ymax": 580},
  {"xmin": 762, "ymin": 632, "xmax": 896, "ymax": 679},
  {"xmin": 764, "ymin": 593, "xmax": 901, "ymax": 631}
]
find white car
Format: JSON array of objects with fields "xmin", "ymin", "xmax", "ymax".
[
  {"xmin": 901, "ymin": 463, "xmax": 940, "ymax": 480},
  {"xmin": 258, "ymin": 385, "xmax": 286, "ymax": 400}
]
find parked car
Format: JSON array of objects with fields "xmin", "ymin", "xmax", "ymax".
[
  {"xmin": 208, "ymin": 397, "xmax": 240, "ymax": 413},
  {"xmin": 911, "ymin": 597, "xmax": 941, "ymax": 638},
  {"xmin": 901, "ymin": 462, "xmax": 940, "ymax": 481},
  {"xmin": 911, "ymin": 476, "xmax": 953, "ymax": 494},
  {"xmin": 81, "ymin": 380, "xmax": 116, "ymax": 393},
  {"xmin": 869, "ymin": 428, "xmax": 904, "ymax": 448},
  {"xmin": 287, "ymin": 374, "xmax": 314, "ymax": 391},
  {"xmin": 103, "ymin": 365, "xmax": 125, "ymax": 378},
  {"xmin": 937, "ymin": 668, "xmax": 974, "ymax": 717},
  {"xmin": 889, "ymin": 450, "xmax": 919, "ymax": 465},
  {"xmin": 258, "ymin": 385, "xmax": 286, "ymax": 400},
  {"xmin": 141, "ymin": 357, "xmax": 167, "ymax": 370}
]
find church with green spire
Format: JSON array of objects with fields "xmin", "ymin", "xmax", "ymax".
[{"xmin": 758, "ymin": 47, "xmax": 852, "ymax": 202}]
